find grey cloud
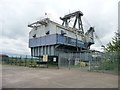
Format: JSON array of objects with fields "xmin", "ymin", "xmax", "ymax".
[{"xmin": 0, "ymin": 0, "xmax": 118, "ymax": 55}]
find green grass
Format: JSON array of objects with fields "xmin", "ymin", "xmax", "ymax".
[
  {"xmin": 2, "ymin": 58, "xmax": 59, "ymax": 68},
  {"xmin": 2, "ymin": 59, "xmax": 38, "ymax": 66},
  {"xmin": 97, "ymin": 62, "xmax": 118, "ymax": 73}
]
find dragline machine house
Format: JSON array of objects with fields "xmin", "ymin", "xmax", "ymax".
[{"xmin": 28, "ymin": 11, "xmax": 94, "ymax": 58}]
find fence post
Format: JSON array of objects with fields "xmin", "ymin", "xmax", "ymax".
[
  {"xmin": 25, "ymin": 55, "xmax": 27, "ymax": 67},
  {"xmin": 14, "ymin": 57, "xmax": 16, "ymax": 65},
  {"xmin": 19, "ymin": 56, "xmax": 21, "ymax": 66},
  {"xmin": 11, "ymin": 57, "xmax": 13, "ymax": 65},
  {"xmin": 88, "ymin": 60, "xmax": 91, "ymax": 71},
  {"xmin": 68, "ymin": 58, "xmax": 70, "ymax": 70},
  {"xmin": 16, "ymin": 56, "xmax": 18, "ymax": 65},
  {"xmin": 58, "ymin": 54, "xmax": 60, "ymax": 69},
  {"xmin": 7, "ymin": 56, "xmax": 9, "ymax": 64},
  {"xmin": 31, "ymin": 56, "xmax": 33, "ymax": 67}
]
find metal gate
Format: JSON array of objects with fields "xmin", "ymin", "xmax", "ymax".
[
  {"xmin": 58, "ymin": 51, "xmax": 118, "ymax": 73},
  {"xmin": 58, "ymin": 52, "xmax": 92, "ymax": 70}
]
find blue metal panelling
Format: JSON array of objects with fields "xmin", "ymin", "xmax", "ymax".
[
  {"xmin": 29, "ymin": 34, "xmax": 86, "ymax": 48},
  {"xmin": 29, "ymin": 34, "xmax": 57, "ymax": 47},
  {"xmin": 56, "ymin": 34, "xmax": 85, "ymax": 48},
  {"xmin": 40, "ymin": 37, "xmax": 45, "ymax": 46},
  {"xmin": 71, "ymin": 39, "xmax": 76, "ymax": 46},
  {"xmin": 77, "ymin": 40, "xmax": 85, "ymax": 48},
  {"xmin": 29, "ymin": 38, "xmax": 40, "ymax": 47},
  {"xmin": 29, "ymin": 38, "xmax": 37, "ymax": 47},
  {"xmin": 46, "ymin": 34, "xmax": 56, "ymax": 45},
  {"xmin": 36, "ymin": 38, "xmax": 41, "ymax": 46},
  {"xmin": 57, "ymin": 34, "xmax": 65, "ymax": 44}
]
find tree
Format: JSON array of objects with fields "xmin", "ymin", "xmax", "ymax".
[
  {"xmin": 105, "ymin": 32, "xmax": 120, "ymax": 52},
  {"xmin": 102, "ymin": 32, "xmax": 120, "ymax": 72}
]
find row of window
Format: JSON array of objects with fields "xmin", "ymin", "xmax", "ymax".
[{"xmin": 33, "ymin": 30, "xmax": 66, "ymax": 38}]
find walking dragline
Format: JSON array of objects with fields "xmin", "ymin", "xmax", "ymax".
[{"xmin": 28, "ymin": 11, "xmax": 95, "ymax": 62}]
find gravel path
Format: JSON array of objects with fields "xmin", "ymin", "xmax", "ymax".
[{"xmin": 2, "ymin": 65, "xmax": 118, "ymax": 88}]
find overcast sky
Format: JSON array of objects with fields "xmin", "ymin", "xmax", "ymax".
[{"xmin": 0, "ymin": 0, "xmax": 119, "ymax": 56}]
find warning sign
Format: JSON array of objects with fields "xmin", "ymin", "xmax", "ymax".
[{"xmin": 53, "ymin": 57, "xmax": 56, "ymax": 62}]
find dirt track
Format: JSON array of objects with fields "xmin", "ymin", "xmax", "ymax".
[{"xmin": 2, "ymin": 65, "xmax": 118, "ymax": 88}]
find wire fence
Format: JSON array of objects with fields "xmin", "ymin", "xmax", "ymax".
[
  {"xmin": 1, "ymin": 51, "xmax": 119, "ymax": 73},
  {"xmin": 89, "ymin": 52, "xmax": 119, "ymax": 73},
  {"xmin": 1, "ymin": 56, "xmax": 58, "ymax": 68},
  {"xmin": 58, "ymin": 51, "xmax": 119, "ymax": 73},
  {"xmin": 58, "ymin": 52, "xmax": 91, "ymax": 69}
]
